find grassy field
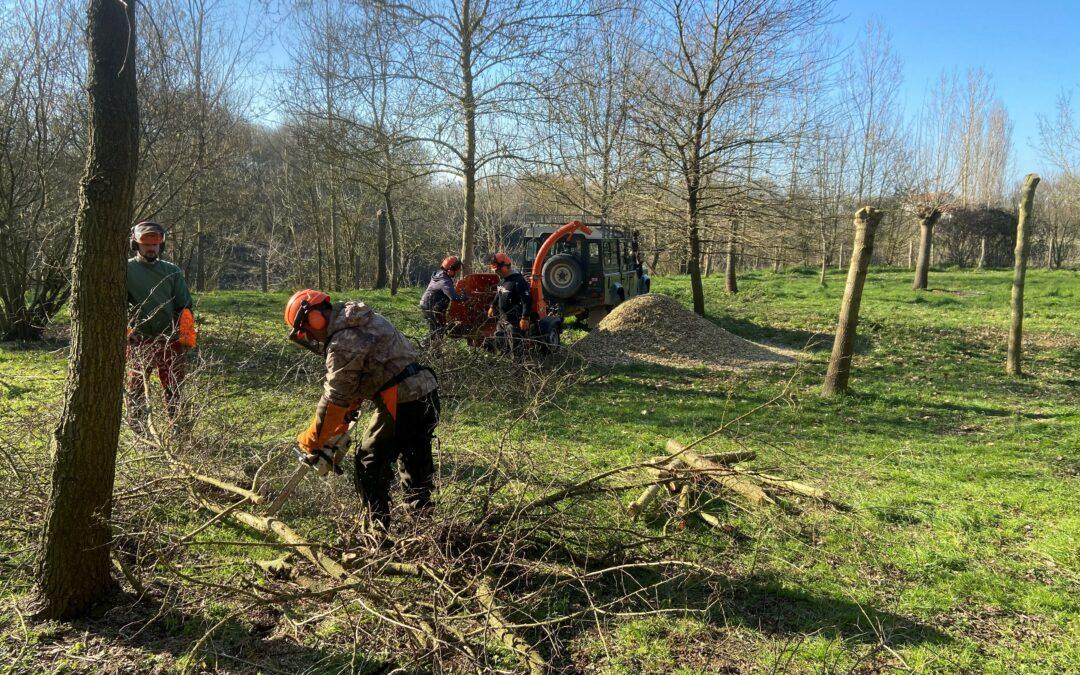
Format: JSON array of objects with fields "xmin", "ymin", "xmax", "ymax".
[{"xmin": 1, "ymin": 267, "xmax": 1077, "ymax": 673}]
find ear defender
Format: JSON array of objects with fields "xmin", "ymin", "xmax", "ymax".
[{"xmin": 307, "ymin": 309, "xmax": 327, "ymax": 331}]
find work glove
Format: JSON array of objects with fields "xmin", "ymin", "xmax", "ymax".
[
  {"xmin": 518, "ymin": 318, "xmax": 529, "ymax": 331},
  {"xmin": 177, "ymin": 308, "xmax": 197, "ymax": 349},
  {"xmin": 297, "ymin": 401, "xmax": 351, "ymax": 455},
  {"xmin": 487, "ymin": 307, "xmax": 495, "ymax": 319}
]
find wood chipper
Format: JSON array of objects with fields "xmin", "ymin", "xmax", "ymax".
[{"xmin": 445, "ymin": 220, "xmax": 594, "ymax": 352}]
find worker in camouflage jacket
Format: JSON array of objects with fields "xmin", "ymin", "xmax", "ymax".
[
  {"xmin": 284, "ymin": 289, "xmax": 440, "ymax": 534},
  {"xmin": 126, "ymin": 221, "xmax": 196, "ymax": 426},
  {"xmin": 487, "ymin": 251, "xmax": 532, "ymax": 358}
]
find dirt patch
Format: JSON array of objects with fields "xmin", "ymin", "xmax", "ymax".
[{"xmin": 572, "ymin": 294, "xmax": 797, "ymax": 371}]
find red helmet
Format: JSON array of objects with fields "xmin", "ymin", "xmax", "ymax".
[
  {"xmin": 284, "ymin": 289, "xmax": 331, "ymax": 333},
  {"xmin": 441, "ymin": 255, "xmax": 461, "ymax": 271},
  {"xmin": 489, "ymin": 252, "xmax": 512, "ymax": 269}
]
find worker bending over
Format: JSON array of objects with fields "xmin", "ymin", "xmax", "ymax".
[{"xmin": 418, "ymin": 255, "xmax": 466, "ymax": 343}]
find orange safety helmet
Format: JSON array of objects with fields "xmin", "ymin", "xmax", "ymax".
[
  {"xmin": 285, "ymin": 289, "xmax": 331, "ymax": 337},
  {"xmin": 441, "ymin": 255, "xmax": 462, "ymax": 271},
  {"xmin": 489, "ymin": 252, "xmax": 512, "ymax": 269}
]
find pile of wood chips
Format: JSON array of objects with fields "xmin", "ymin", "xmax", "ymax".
[{"xmin": 572, "ymin": 293, "xmax": 796, "ymax": 370}]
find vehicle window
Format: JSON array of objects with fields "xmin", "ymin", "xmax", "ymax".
[
  {"xmin": 588, "ymin": 242, "xmax": 600, "ymax": 266},
  {"xmin": 606, "ymin": 240, "xmax": 621, "ymax": 269},
  {"xmin": 524, "ymin": 239, "xmax": 538, "ymax": 264}
]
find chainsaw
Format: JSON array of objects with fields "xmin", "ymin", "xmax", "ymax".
[{"xmin": 265, "ymin": 422, "xmax": 355, "ymax": 517}]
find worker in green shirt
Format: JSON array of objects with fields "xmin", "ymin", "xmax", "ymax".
[{"xmin": 126, "ymin": 221, "xmax": 196, "ymax": 427}]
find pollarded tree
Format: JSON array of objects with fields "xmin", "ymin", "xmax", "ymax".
[{"xmin": 33, "ymin": 0, "xmax": 140, "ymax": 619}]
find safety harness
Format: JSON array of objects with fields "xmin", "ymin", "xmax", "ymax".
[{"xmin": 375, "ymin": 362, "xmax": 436, "ymax": 421}]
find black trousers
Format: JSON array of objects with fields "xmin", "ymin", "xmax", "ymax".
[
  {"xmin": 421, "ymin": 307, "xmax": 448, "ymax": 342},
  {"xmin": 494, "ymin": 318, "xmax": 527, "ymax": 359},
  {"xmin": 354, "ymin": 390, "xmax": 440, "ymax": 527}
]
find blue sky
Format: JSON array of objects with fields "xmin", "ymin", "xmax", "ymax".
[
  {"xmin": 247, "ymin": 0, "xmax": 1076, "ymax": 181},
  {"xmin": 831, "ymin": 0, "xmax": 1079, "ymax": 180}
]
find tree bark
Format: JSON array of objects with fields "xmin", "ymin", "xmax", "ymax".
[
  {"xmin": 384, "ymin": 195, "xmax": 400, "ymax": 295},
  {"xmin": 822, "ymin": 207, "xmax": 882, "ymax": 397},
  {"xmin": 374, "ymin": 209, "xmax": 388, "ymax": 289},
  {"xmin": 978, "ymin": 236, "xmax": 987, "ymax": 269},
  {"xmin": 907, "ymin": 238, "xmax": 913, "ymax": 270},
  {"xmin": 687, "ymin": 216, "xmax": 705, "ymax": 314},
  {"xmin": 458, "ymin": 0, "xmax": 477, "ymax": 272},
  {"xmin": 1006, "ymin": 174, "xmax": 1040, "ymax": 376},
  {"xmin": 33, "ymin": 0, "xmax": 139, "ymax": 619},
  {"xmin": 912, "ymin": 208, "xmax": 939, "ymax": 290},
  {"xmin": 725, "ymin": 220, "xmax": 738, "ymax": 295}
]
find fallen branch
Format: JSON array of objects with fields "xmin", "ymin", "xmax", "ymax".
[
  {"xmin": 475, "ymin": 578, "xmax": 547, "ymax": 675},
  {"xmin": 665, "ymin": 440, "xmax": 774, "ymax": 507},
  {"xmin": 727, "ymin": 467, "xmax": 830, "ymax": 501}
]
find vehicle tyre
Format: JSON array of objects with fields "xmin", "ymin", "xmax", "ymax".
[{"xmin": 542, "ymin": 254, "xmax": 585, "ymax": 299}]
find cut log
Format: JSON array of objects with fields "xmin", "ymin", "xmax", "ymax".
[
  {"xmin": 665, "ymin": 440, "xmax": 774, "ymax": 506},
  {"xmin": 726, "ymin": 467, "xmax": 830, "ymax": 500},
  {"xmin": 696, "ymin": 511, "xmax": 725, "ymax": 530},
  {"xmin": 627, "ymin": 483, "xmax": 664, "ymax": 520},
  {"xmin": 627, "ymin": 467, "xmax": 670, "ymax": 519},
  {"xmin": 701, "ymin": 450, "xmax": 757, "ymax": 465}
]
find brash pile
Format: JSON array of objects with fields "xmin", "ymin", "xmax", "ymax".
[{"xmin": 572, "ymin": 293, "xmax": 796, "ymax": 371}]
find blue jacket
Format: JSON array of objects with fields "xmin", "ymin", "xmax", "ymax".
[{"xmin": 419, "ymin": 270, "xmax": 465, "ymax": 311}]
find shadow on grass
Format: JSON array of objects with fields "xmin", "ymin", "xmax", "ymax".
[
  {"xmin": 702, "ymin": 315, "xmax": 848, "ymax": 353},
  {"xmin": 19, "ymin": 591, "xmax": 401, "ymax": 674},
  {"xmin": 717, "ymin": 575, "xmax": 951, "ymax": 647}
]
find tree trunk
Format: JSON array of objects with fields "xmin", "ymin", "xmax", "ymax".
[
  {"xmin": 1007, "ymin": 174, "xmax": 1040, "ymax": 376},
  {"xmin": 384, "ymin": 196, "xmax": 400, "ymax": 295},
  {"xmin": 773, "ymin": 238, "xmax": 782, "ymax": 272},
  {"xmin": 907, "ymin": 238, "xmax": 913, "ymax": 270},
  {"xmin": 725, "ymin": 220, "xmax": 738, "ymax": 295},
  {"xmin": 978, "ymin": 236, "xmax": 987, "ymax": 269},
  {"xmin": 837, "ymin": 242, "xmax": 844, "ymax": 270},
  {"xmin": 687, "ymin": 217, "xmax": 705, "ymax": 315},
  {"xmin": 822, "ymin": 207, "xmax": 882, "ymax": 397},
  {"xmin": 458, "ymin": 1, "xmax": 477, "ymax": 272},
  {"xmin": 316, "ymin": 228, "xmax": 324, "ymax": 290},
  {"xmin": 374, "ymin": 209, "xmax": 388, "ymax": 289},
  {"xmin": 912, "ymin": 210, "xmax": 939, "ymax": 290},
  {"xmin": 33, "ymin": 0, "xmax": 139, "ymax": 619},
  {"xmin": 328, "ymin": 185, "xmax": 340, "ymax": 291},
  {"xmin": 261, "ymin": 252, "xmax": 269, "ymax": 292}
]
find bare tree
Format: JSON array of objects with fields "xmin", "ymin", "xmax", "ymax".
[
  {"xmin": 0, "ymin": 0, "xmax": 82, "ymax": 340},
  {"xmin": 635, "ymin": 0, "xmax": 828, "ymax": 314},
  {"xmin": 389, "ymin": 0, "xmax": 585, "ymax": 271},
  {"xmin": 531, "ymin": 1, "xmax": 643, "ymax": 223},
  {"xmin": 33, "ymin": 0, "xmax": 139, "ymax": 619}
]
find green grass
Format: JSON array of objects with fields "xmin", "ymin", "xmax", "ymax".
[{"xmin": 1, "ymin": 267, "xmax": 1078, "ymax": 672}]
